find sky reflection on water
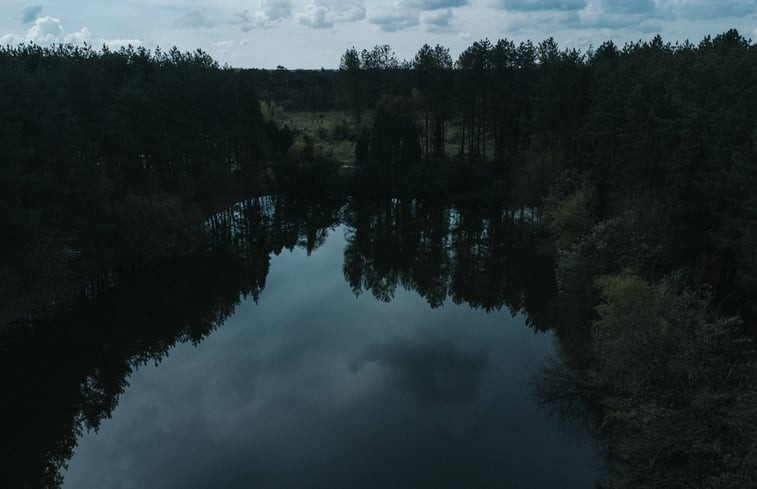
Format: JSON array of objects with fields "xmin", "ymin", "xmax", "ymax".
[{"xmin": 62, "ymin": 224, "xmax": 600, "ymax": 489}]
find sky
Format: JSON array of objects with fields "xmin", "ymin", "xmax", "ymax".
[{"xmin": 1, "ymin": 1, "xmax": 756, "ymax": 68}]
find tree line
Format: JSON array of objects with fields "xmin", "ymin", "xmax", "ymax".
[
  {"xmin": 337, "ymin": 31, "xmax": 756, "ymax": 312},
  {"xmin": 0, "ymin": 43, "xmax": 299, "ymax": 323}
]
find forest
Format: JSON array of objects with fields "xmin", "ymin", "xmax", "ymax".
[{"xmin": 1, "ymin": 29, "xmax": 756, "ymax": 488}]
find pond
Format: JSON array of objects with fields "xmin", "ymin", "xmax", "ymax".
[{"xmin": 2, "ymin": 197, "xmax": 602, "ymax": 489}]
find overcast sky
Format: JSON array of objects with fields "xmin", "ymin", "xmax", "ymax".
[{"xmin": 1, "ymin": 1, "xmax": 755, "ymax": 68}]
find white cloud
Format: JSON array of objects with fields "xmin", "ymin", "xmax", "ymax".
[
  {"xmin": 358, "ymin": 0, "xmax": 467, "ymax": 34},
  {"xmin": 256, "ymin": 0, "xmax": 293, "ymax": 24},
  {"xmin": 332, "ymin": 1, "xmax": 367, "ymax": 22},
  {"xmin": 173, "ymin": 1, "xmax": 295, "ymax": 32},
  {"xmin": 102, "ymin": 38, "xmax": 142, "ymax": 49},
  {"xmin": 0, "ymin": 33, "xmax": 23, "ymax": 45},
  {"xmin": 66, "ymin": 27, "xmax": 93, "ymax": 44},
  {"xmin": 232, "ymin": 0, "xmax": 294, "ymax": 31},
  {"xmin": 0, "ymin": 16, "xmax": 141, "ymax": 50},
  {"xmin": 299, "ymin": 5, "xmax": 335, "ymax": 28},
  {"xmin": 298, "ymin": 0, "xmax": 366, "ymax": 29},
  {"xmin": 27, "ymin": 16, "xmax": 65, "ymax": 43}
]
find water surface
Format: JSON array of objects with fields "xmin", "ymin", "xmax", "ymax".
[{"xmin": 2, "ymin": 198, "xmax": 601, "ymax": 488}]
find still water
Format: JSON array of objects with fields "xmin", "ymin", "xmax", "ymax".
[{"xmin": 5, "ymin": 197, "xmax": 601, "ymax": 488}]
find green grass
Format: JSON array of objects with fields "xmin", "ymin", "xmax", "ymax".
[{"xmin": 262, "ymin": 101, "xmax": 357, "ymax": 169}]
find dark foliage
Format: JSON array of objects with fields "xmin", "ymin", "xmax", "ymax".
[
  {"xmin": 0, "ymin": 44, "xmax": 294, "ymax": 322},
  {"xmin": 337, "ymin": 31, "xmax": 756, "ymax": 312}
]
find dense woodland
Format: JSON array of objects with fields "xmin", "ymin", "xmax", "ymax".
[
  {"xmin": 0, "ymin": 44, "xmax": 298, "ymax": 322},
  {"xmin": 2, "ymin": 29, "xmax": 757, "ymax": 488}
]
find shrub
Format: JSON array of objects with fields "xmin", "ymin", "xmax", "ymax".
[{"xmin": 589, "ymin": 274, "xmax": 757, "ymax": 489}]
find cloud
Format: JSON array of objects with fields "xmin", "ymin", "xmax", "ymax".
[
  {"xmin": 403, "ymin": 0, "xmax": 468, "ymax": 9},
  {"xmin": 369, "ymin": 6, "xmax": 421, "ymax": 32},
  {"xmin": 256, "ymin": 0, "xmax": 293, "ymax": 24},
  {"xmin": 421, "ymin": 9, "xmax": 455, "ymax": 32},
  {"xmin": 298, "ymin": 0, "xmax": 366, "ymax": 28},
  {"xmin": 25, "ymin": 17, "xmax": 97, "ymax": 45},
  {"xmin": 101, "ymin": 38, "xmax": 143, "ymax": 49},
  {"xmin": 299, "ymin": 4, "xmax": 335, "ymax": 28},
  {"xmin": 495, "ymin": 0, "xmax": 754, "ymax": 28},
  {"xmin": 364, "ymin": 0, "xmax": 467, "ymax": 34},
  {"xmin": 175, "ymin": 1, "xmax": 294, "ymax": 32},
  {"xmin": 638, "ymin": 22, "xmax": 663, "ymax": 34},
  {"xmin": 658, "ymin": 0, "xmax": 755, "ymax": 19},
  {"xmin": 499, "ymin": 0, "xmax": 586, "ymax": 11},
  {"xmin": 66, "ymin": 27, "xmax": 93, "ymax": 44},
  {"xmin": 585, "ymin": 0, "xmax": 655, "ymax": 16},
  {"xmin": 26, "ymin": 16, "xmax": 64, "ymax": 43},
  {"xmin": 233, "ymin": 9, "xmax": 254, "ymax": 28},
  {"xmin": 370, "ymin": 14, "xmax": 420, "ymax": 32},
  {"xmin": 233, "ymin": 10, "xmax": 259, "ymax": 31},
  {"xmin": 572, "ymin": 0, "xmax": 658, "ymax": 29},
  {"xmin": 496, "ymin": 0, "xmax": 661, "ymax": 31},
  {"xmin": 233, "ymin": 0, "xmax": 294, "ymax": 30},
  {"xmin": 21, "ymin": 5, "xmax": 43, "ymax": 24},
  {"xmin": 353, "ymin": 336, "xmax": 488, "ymax": 405},
  {"xmin": 175, "ymin": 9, "xmax": 215, "ymax": 29},
  {"xmin": 0, "ymin": 33, "xmax": 22, "ymax": 45},
  {"xmin": 610, "ymin": 0, "xmax": 656, "ymax": 15},
  {"xmin": 0, "ymin": 16, "xmax": 141, "ymax": 49},
  {"xmin": 495, "ymin": 0, "xmax": 756, "ymax": 33},
  {"xmin": 495, "ymin": 8, "xmax": 580, "ymax": 33}
]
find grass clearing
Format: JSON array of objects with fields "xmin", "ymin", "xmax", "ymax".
[{"xmin": 261, "ymin": 101, "xmax": 357, "ymax": 169}]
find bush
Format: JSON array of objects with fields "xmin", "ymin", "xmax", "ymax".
[
  {"xmin": 549, "ymin": 188, "xmax": 595, "ymax": 250},
  {"xmin": 589, "ymin": 274, "xmax": 757, "ymax": 489}
]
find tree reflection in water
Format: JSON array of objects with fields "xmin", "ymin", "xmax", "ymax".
[{"xmin": 0, "ymin": 195, "xmax": 577, "ymax": 489}]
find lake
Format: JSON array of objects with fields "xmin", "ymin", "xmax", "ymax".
[{"xmin": 2, "ymin": 196, "xmax": 601, "ymax": 489}]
